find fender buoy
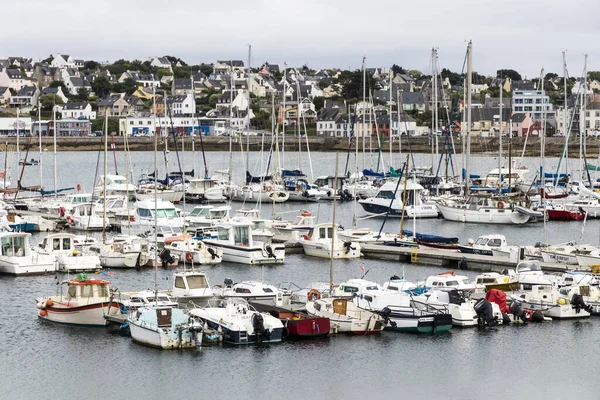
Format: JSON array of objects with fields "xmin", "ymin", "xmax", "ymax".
[
  {"xmin": 185, "ymin": 252, "xmax": 194, "ymax": 262},
  {"xmin": 46, "ymin": 299, "xmax": 53, "ymax": 307},
  {"xmin": 77, "ymin": 184, "xmax": 81, "ymax": 191},
  {"xmin": 498, "ymin": 201, "xmax": 504, "ymax": 209},
  {"xmin": 39, "ymin": 310, "xmax": 48, "ymax": 317},
  {"xmin": 59, "ymin": 206, "xmax": 66, "ymax": 217},
  {"xmin": 307, "ymin": 289, "xmax": 321, "ymax": 301}
]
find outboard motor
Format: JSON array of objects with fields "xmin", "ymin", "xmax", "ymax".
[
  {"xmin": 343, "ymin": 241, "xmax": 356, "ymax": 255},
  {"xmin": 265, "ymin": 245, "xmax": 276, "ymax": 259},
  {"xmin": 474, "ymin": 298, "xmax": 498, "ymax": 327},
  {"xmin": 380, "ymin": 307, "xmax": 397, "ymax": 328},
  {"xmin": 158, "ymin": 248, "xmax": 174, "ymax": 269},
  {"xmin": 223, "ymin": 278, "xmax": 233, "ymax": 288},
  {"xmin": 343, "ymin": 188, "xmax": 352, "ymax": 201},
  {"xmin": 571, "ymin": 294, "xmax": 593, "ymax": 314},
  {"xmin": 510, "ymin": 301, "xmax": 544, "ymax": 323},
  {"xmin": 252, "ymin": 313, "xmax": 267, "ymax": 343},
  {"xmin": 207, "ymin": 247, "xmax": 219, "ymax": 260}
]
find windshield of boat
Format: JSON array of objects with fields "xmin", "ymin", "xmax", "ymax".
[
  {"xmin": 488, "ymin": 239, "xmax": 502, "ymax": 246},
  {"xmin": 149, "ymin": 295, "xmax": 171, "ymax": 303},
  {"xmin": 376, "ymin": 190, "xmax": 395, "ymax": 199},
  {"xmin": 475, "ymin": 238, "xmax": 489, "ymax": 245},
  {"xmin": 112, "ymin": 178, "xmax": 127, "ymax": 185},
  {"xmin": 1, "ymin": 235, "xmax": 26, "ymax": 257},
  {"xmin": 343, "ymin": 286, "xmax": 358, "ymax": 293},
  {"xmin": 187, "ymin": 275, "xmax": 208, "ymax": 289},
  {"xmin": 210, "ymin": 210, "xmax": 228, "ymax": 219},
  {"xmin": 152, "ymin": 208, "xmax": 178, "ymax": 218},
  {"xmin": 253, "ymin": 221, "xmax": 266, "ymax": 230},
  {"xmin": 189, "ymin": 207, "xmax": 210, "ymax": 216}
]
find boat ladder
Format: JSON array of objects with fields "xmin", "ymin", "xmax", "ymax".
[{"xmin": 239, "ymin": 330, "xmax": 248, "ymax": 343}]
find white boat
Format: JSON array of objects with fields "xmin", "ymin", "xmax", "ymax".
[
  {"xmin": 233, "ymin": 208, "xmax": 274, "ymax": 242},
  {"xmin": 123, "ymin": 290, "xmax": 178, "ymax": 310},
  {"xmin": 186, "ymin": 178, "xmax": 226, "ymax": 202},
  {"xmin": 37, "ymin": 193, "xmax": 92, "ymax": 215},
  {"xmin": 511, "ymin": 285, "xmax": 591, "ymax": 319},
  {"xmin": 171, "ymin": 270, "xmax": 214, "ymax": 304},
  {"xmin": 0, "ymin": 232, "xmax": 55, "ymax": 275},
  {"xmin": 228, "ymin": 183, "xmax": 289, "ymax": 203},
  {"xmin": 305, "ymin": 297, "xmax": 384, "ymax": 334},
  {"xmin": 332, "ymin": 279, "xmax": 381, "ymax": 299},
  {"xmin": 412, "ymin": 289, "xmax": 480, "ymax": 327},
  {"xmin": 89, "ymin": 237, "xmax": 148, "ymax": 269},
  {"xmin": 185, "ymin": 205, "xmax": 230, "ymax": 228},
  {"xmin": 118, "ymin": 199, "xmax": 184, "ymax": 236},
  {"xmin": 359, "ymin": 180, "xmax": 439, "ymax": 218},
  {"xmin": 267, "ymin": 210, "xmax": 315, "ymax": 239},
  {"xmin": 540, "ymin": 242, "xmax": 595, "ymax": 265},
  {"xmin": 483, "ymin": 167, "xmax": 528, "ymax": 189},
  {"xmin": 436, "ymin": 195, "xmax": 531, "ymax": 224},
  {"xmin": 285, "ymin": 177, "xmax": 327, "ymax": 202},
  {"xmin": 213, "ymin": 279, "xmax": 279, "ymax": 300},
  {"xmin": 561, "ymin": 285, "xmax": 600, "ymax": 315},
  {"xmin": 515, "ymin": 260, "xmax": 560, "ymax": 289},
  {"xmin": 352, "ymin": 288, "xmax": 454, "ymax": 333},
  {"xmin": 299, "ymin": 223, "xmax": 361, "ymax": 259},
  {"xmin": 36, "ymin": 275, "xmax": 124, "ymax": 326},
  {"xmin": 458, "ymin": 234, "xmax": 508, "ymax": 256},
  {"xmin": 135, "ymin": 185, "xmax": 184, "ymax": 203},
  {"xmin": 94, "ymin": 174, "xmax": 137, "ymax": 201},
  {"xmin": 203, "ymin": 221, "xmax": 285, "ymax": 265},
  {"xmin": 35, "ymin": 233, "xmax": 101, "ymax": 272},
  {"xmin": 424, "ymin": 272, "xmax": 476, "ymax": 292},
  {"xmin": 66, "ymin": 203, "xmax": 109, "ymax": 231},
  {"xmin": 564, "ymin": 197, "xmax": 600, "ymax": 218},
  {"xmin": 338, "ymin": 227, "xmax": 400, "ymax": 243},
  {"xmin": 188, "ymin": 298, "xmax": 284, "ymax": 344},
  {"xmin": 129, "ymin": 306, "xmax": 204, "ymax": 349},
  {"xmin": 164, "ymin": 238, "xmax": 222, "ymax": 265}
]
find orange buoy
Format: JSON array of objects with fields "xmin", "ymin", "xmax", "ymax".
[
  {"xmin": 39, "ymin": 310, "xmax": 48, "ymax": 317},
  {"xmin": 46, "ymin": 299, "xmax": 53, "ymax": 307},
  {"xmin": 302, "ymin": 211, "xmax": 312, "ymax": 217},
  {"xmin": 77, "ymin": 184, "xmax": 82, "ymax": 191},
  {"xmin": 185, "ymin": 252, "xmax": 194, "ymax": 262}
]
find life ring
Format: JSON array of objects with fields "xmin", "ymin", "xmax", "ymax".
[
  {"xmin": 185, "ymin": 252, "xmax": 194, "ymax": 262},
  {"xmin": 307, "ymin": 289, "xmax": 321, "ymax": 301},
  {"xmin": 498, "ymin": 201, "xmax": 504, "ymax": 209},
  {"xmin": 302, "ymin": 211, "xmax": 312, "ymax": 217}
]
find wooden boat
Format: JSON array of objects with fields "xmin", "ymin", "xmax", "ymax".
[{"xmin": 249, "ymin": 300, "xmax": 330, "ymax": 339}]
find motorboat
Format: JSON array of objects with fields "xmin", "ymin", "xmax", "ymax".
[
  {"xmin": 299, "ymin": 223, "xmax": 361, "ymax": 259},
  {"xmin": 0, "ymin": 232, "xmax": 55, "ymax": 275},
  {"xmin": 228, "ymin": 183, "xmax": 289, "ymax": 203},
  {"xmin": 213, "ymin": 279, "xmax": 278, "ymax": 300},
  {"xmin": 284, "ymin": 177, "xmax": 327, "ymax": 202},
  {"xmin": 171, "ymin": 270, "xmax": 214, "ymax": 305},
  {"xmin": 249, "ymin": 299, "xmax": 330, "ymax": 339},
  {"xmin": 511, "ymin": 285, "xmax": 591, "ymax": 319},
  {"xmin": 164, "ymin": 238, "xmax": 222, "ymax": 265},
  {"xmin": 135, "ymin": 183, "xmax": 184, "ymax": 203},
  {"xmin": 188, "ymin": 298, "xmax": 284, "ymax": 345},
  {"xmin": 203, "ymin": 221, "xmax": 285, "ymax": 265},
  {"xmin": 332, "ymin": 279, "xmax": 381, "ymax": 299},
  {"xmin": 123, "ymin": 290, "xmax": 178, "ymax": 310},
  {"xmin": 35, "ymin": 233, "xmax": 101, "ymax": 272},
  {"xmin": 424, "ymin": 272, "xmax": 476, "ymax": 292},
  {"xmin": 184, "ymin": 205, "xmax": 230, "ymax": 228},
  {"xmin": 338, "ymin": 227, "xmax": 400, "ymax": 244},
  {"xmin": 358, "ymin": 180, "xmax": 439, "ymax": 218},
  {"xmin": 66, "ymin": 203, "xmax": 109, "ymax": 231},
  {"xmin": 564, "ymin": 197, "xmax": 600, "ymax": 218},
  {"xmin": 305, "ymin": 297, "xmax": 384, "ymax": 334},
  {"xmin": 37, "ymin": 193, "xmax": 92, "ymax": 215},
  {"xmin": 458, "ymin": 234, "xmax": 508, "ymax": 256},
  {"xmin": 412, "ymin": 289, "xmax": 479, "ymax": 327},
  {"xmin": 540, "ymin": 242, "xmax": 595, "ymax": 265},
  {"xmin": 233, "ymin": 209, "xmax": 274, "ymax": 243},
  {"xmin": 36, "ymin": 274, "xmax": 124, "ymax": 326},
  {"xmin": 89, "ymin": 237, "xmax": 149, "ymax": 269},
  {"xmin": 560, "ymin": 285, "xmax": 600, "ymax": 315},
  {"xmin": 185, "ymin": 178, "xmax": 226, "ymax": 202},
  {"xmin": 515, "ymin": 260, "xmax": 560, "ymax": 290},
  {"xmin": 94, "ymin": 195, "xmax": 128, "ymax": 227},
  {"xmin": 118, "ymin": 199, "xmax": 184, "ymax": 236},
  {"xmin": 129, "ymin": 306, "xmax": 204, "ymax": 349},
  {"xmin": 94, "ymin": 174, "xmax": 137, "ymax": 201},
  {"xmin": 313, "ymin": 175, "xmax": 349, "ymax": 200},
  {"xmin": 472, "ymin": 271, "xmax": 518, "ymax": 294},
  {"xmin": 352, "ymin": 288, "xmax": 453, "ymax": 333},
  {"xmin": 267, "ymin": 210, "xmax": 315, "ymax": 239},
  {"xmin": 436, "ymin": 195, "xmax": 532, "ymax": 224}
]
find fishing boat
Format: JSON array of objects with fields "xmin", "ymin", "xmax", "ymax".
[
  {"xmin": 171, "ymin": 270, "xmax": 214, "ymax": 304},
  {"xmin": 118, "ymin": 199, "xmax": 184, "ymax": 236},
  {"xmin": 546, "ymin": 205, "xmax": 585, "ymax": 221},
  {"xmin": 540, "ymin": 243, "xmax": 594, "ymax": 265},
  {"xmin": 0, "ymin": 232, "xmax": 55, "ymax": 275},
  {"xmin": 35, "ymin": 233, "xmax": 101, "ymax": 272},
  {"xmin": 412, "ymin": 289, "xmax": 479, "ymax": 327},
  {"xmin": 203, "ymin": 221, "xmax": 285, "ymax": 265},
  {"xmin": 184, "ymin": 205, "xmax": 230, "ymax": 228},
  {"xmin": 129, "ymin": 306, "xmax": 205, "ymax": 349},
  {"xmin": 458, "ymin": 234, "xmax": 508, "ymax": 256},
  {"xmin": 299, "ymin": 223, "xmax": 361, "ymax": 259},
  {"xmin": 164, "ymin": 238, "xmax": 222, "ymax": 265},
  {"xmin": 89, "ymin": 237, "xmax": 148, "ymax": 269},
  {"xmin": 36, "ymin": 274, "xmax": 124, "ymax": 326},
  {"xmin": 135, "ymin": 183, "xmax": 184, "ymax": 203},
  {"xmin": 185, "ymin": 178, "xmax": 226, "ymax": 202},
  {"xmin": 249, "ymin": 300, "xmax": 330, "ymax": 339},
  {"xmin": 424, "ymin": 272, "xmax": 476, "ymax": 292},
  {"xmin": 93, "ymin": 174, "xmax": 137, "ymax": 201},
  {"xmin": 123, "ymin": 290, "xmax": 178, "ymax": 310},
  {"xmin": 233, "ymin": 209, "xmax": 274, "ymax": 243},
  {"xmin": 188, "ymin": 298, "xmax": 284, "ymax": 345},
  {"xmin": 305, "ymin": 297, "xmax": 384, "ymax": 334},
  {"xmin": 66, "ymin": 203, "xmax": 109, "ymax": 231},
  {"xmin": 511, "ymin": 285, "xmax": 591, "ymax": 319},
  {"xmin": 358, "ymin": 181, "xmax": 439, "ymax": 218},
  {"xmin": 436, "ymin": 195, "xmax": 532, "ymax": 224},
  {"xmin": 213, "ymin": 279, "xmax": 278, "ymax": 300},
  {"xmin": 228, "ymin": 183, "xmax": 289, "ymax": 203},
  {"xmin": 267, "ymin": 210, "xmax": 315, "ymax": 239}
]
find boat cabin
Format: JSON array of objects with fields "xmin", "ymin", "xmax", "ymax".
[
  {"xmin": 314, "ymin": 176, "xmax": 345, "ymax": 191},
  {"xmin": 127, "ymin": 290, "xmax": 177, "ymax": 309},
  {"xmin": 38, "ymin": 233, "xmax": 76, "ymax": 254},
  {"xmin": 63, "ymin": 194, "xmax": 92, "ymax": 206},
  {"xmin": 134, "ymin": 200, "xmax": 179, "ymax": 220},
  {"xmin": 516, "ymin": 260, "xmax": 542, "ymax": 275},
  {"xmin": 425, "ymin": 273, "xmax": 474, "ymax": 290},
  {"xmin": 375, "ymin": 181, "xmax": 424, "ymax": 206},
  {"xmin": 64, "ymin": 276, "xmax": 110, "ymax": 300},
  {"xmin": 188, "ymin": 179, "xmax": 219, "ymax": 192},
  {"xmin": 215, "ymin": 222, "xmax": 254, "ymax": 247},
  {"xmin": 305, "ymin": 223, "xmax": 338, "ymax": 242},
  {"xmin": 71, "ymin": 203, "xmax": 101, "ymax": 218},
  {"xmin": 334, "ymin": 279, "xmax": 381, "ymax": 297},
  {"xmin": 172, "ymin": 271, "xmax": 212, "ymax": 297},
  {"xmin": 470, "ymin": 234, "xmax": 507, "ymax": 249},
  {"xmin": 0, "ymin": 232, "xmax": 31, "ymax": 257}
]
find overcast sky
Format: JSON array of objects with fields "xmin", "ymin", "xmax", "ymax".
[{"xmin": 5, "ymin": 0, "xmax": 599, "ymax": 78}]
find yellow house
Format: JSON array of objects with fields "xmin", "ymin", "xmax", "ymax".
[{"xmin": 132, "ymin": 86, "xmax": 154, "ymax": 100}]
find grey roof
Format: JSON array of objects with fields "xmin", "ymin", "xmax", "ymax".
[
  {"xmin": 217, "ymin": 60, "xmax": 244, "ymax": 67},
  {"xmin": 98, "ymin": 94, "xmax": 122, "ymax": 106},
  {"xmin": 157, "ymin": 57, "xmax": 170, "ymax": 65},
  {"xmin": 512, "ymin": 80, "xmax": 535, "ymax": 90},
  {"xmin": 511, "ymin": 113, "xmax": 527, "ymax": 123},
  {"xmin": 470, "ymin": 107, "xmax": 511, "ymax": 122},
  {"xmin": 41, "ymin": 87, "xmax": 61, "ymax": 95},
  {"xmin": 318, "ymin": 108, "xmax": 342, "ymax": 121},
  {"xmin": 265, "ymin": 63, "xmax": 280, "ymax": 73},
  {"xmin": 15, "ymin": 86, "xmax": 37, "ymax": 96},
  {"xmin": 373, "ymin": 90, "xmax": 390, "ymax": 102},
  {"xmin": 6, "ymin": 69, "xmax": 23, "ymax": 79},
  {"xmin": 0, "ymin": 86, "xmax": 10, "ymax": 95},
  {"xmin": 324, "ymin": 100, "xmax": 346, "ymax": 109},
  {"xmin": 61, "ymin": 54, "xmax": 71, "ymax": 60},
  {"xmin": 70, "ymin": 76, "xmax": 85, "ymax": 87},
  {"xmin": 400, "ymin": 92, "xmax": 425, "ymax": 105},
  {"xmin": 62, "ymin": 102, "xmax": 89, "ymax": 110},
  {"xmin": 173, "ymin": 79, "xmax": 192, "ymax": 89}
]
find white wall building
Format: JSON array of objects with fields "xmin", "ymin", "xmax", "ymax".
[
  {"xmin": 120, "ymin": 115, "xmax": 227, "ymax": 137},
  {"xmin": 512, "ymin": 89, "xmax": 554, "ymax": 121}
]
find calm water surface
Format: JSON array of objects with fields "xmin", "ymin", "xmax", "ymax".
[{"xmin": 2, "ymin": 150, "xmax": 600, "ymax": 399}]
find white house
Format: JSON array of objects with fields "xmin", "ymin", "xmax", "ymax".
[
  {"xmin": 51, "ymin": 54, "xmax": 76, "ymax": 69},
  {"xmin": 9, "ymin": 86, "xmax": 39, "ymax": 111},
  {"xmin": 150, "ymin": 56, "xmax": 172, "ymax": 71},
  {"xmin": 0, "ymin": 68, "xmax": 28, "ymax": 91},
  {"xmin": 216, "ymin": 89, "xmax": 250, "ymax": 112},
  {"xmin": 57, "ymin": 102, "xmax": 97, "ymax": 120},
  {"xmin": 512, "ymin": 89, "xmax": 554, "ymax": 121},
  {"xmin": 120, "ymin": 114, "xmax": 227, "ymax": 137},
  {"xmin": 0, "ymin": 87, "xmax": 11, "ymax": 105},
  {"xmin": 471, "ymin": 83, "xmax": 489, "ymax": 94},
  {"xmin": 119, "ymin": 71, "xmax": 160, "ymax": 88},
  {"xmin": 65, "ymin": 76, "xmax": 91, "ymax": 95},
  {"xmin": 157, "ymin": 93, "xmax": 196, "ymax": 116},
  {"xmin": 40, "ymin": 87, "xmax": 69, "ymax": 104}
]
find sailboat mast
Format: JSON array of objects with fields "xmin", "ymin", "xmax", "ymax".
[
  {"xmin": 433, "ymin": 48, "xmax": 439, "ymax": 172},
  {"xmin": 229, "ymin": 66, "xmax": 233, "ymax": 183},
  {"xmin": 465, "ymin": 41, "xmax": 473, "ymax": 196},
  {"xmin": 389, "ymin": 69, "xmax": 393, "ymax": 168},
  {"xmin": 154, "ymin": 96, "xmax": 159, "ymax": 297},
  {"xmin": 102, "ymin": 113, "xmax": 108, "ymax": 243},
  {"xmin": 282, "ymin": 62, "xmax": 287, "ymax": 171},
  {"xmin": 53, "ymin": 106, "xmax": 57, "ymax": 198},
  {"xmin": 329, "ymin": 152, "xmax": 339, "ymax": 295},
  {"xmin": 583, "ymin": 54, "xmax": 588, "ymax": 178},
  {"xmin": 563, "ymin": 51, "xmax": 568, "ymax": 178},
  {"xmin": 246, "ymin": 45, "xmax": 251, "ymax": 178},
  {"xmin": 362, "ymin": 57, "xmax": 366, "ymax": 171},
  {"xmin": 38, "ymin": 101, "xmax": 43, "ymax": 190},
  {"xmin": 498, "ymin": 72, "xmax": 503, "ymax": 187},
  {"xmin": 580, "ymin": 54, "xmax": 587, "ymax": 183},
  {"xmin": 540, "ymin": 69, "xmax": 545, "ymax": 183},
  {"xmin": 16, "ymin": 108, "xmax": 20, "ymax": 170}
]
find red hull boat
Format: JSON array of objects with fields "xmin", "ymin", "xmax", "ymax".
[
  {"xmin": 547, "ymin": 209, "xmax": 585, "ymax": 221},
  {"xmin": 249, "ymin": 301, "xmax": 330, "ymax": 339}
]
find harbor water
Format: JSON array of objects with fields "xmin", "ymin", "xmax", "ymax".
[{"xmin": 2, "ymin": 150, "xmax": 600, "ymax": 399}]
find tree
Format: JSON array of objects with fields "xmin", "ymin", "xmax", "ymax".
[
  {"xmin": 209, "ymin": 93, "xmax": 220, "ymax": 108},
  {"xmin": 545, "ymin": 72, "xmax": 559, "ymax": 80},
  {"xmin": 91, "ymin": 76, "xmax": 111, "ymax": 98},
  {"xmin": 91, "ymin": 118, "xmax": 120, "ymax": 135},
  {"xmin": 335, "ymin": 70, "xmax": 380, "ymax": 100},
  {"xmin": 111, "ymin": 78, "xmax": 137, "ymax": 95},
  {"xmin": 39, "ymin": 94, "xmax": 64, "ymax": 111},
  {"xmin": 76, "ymin": 87, "xmax": 89, "ymax": 101},
  {"xmin": 195, "ymin": 63, "xmax": 213, "ymax": 76},
  {"xmin": 165, "ymin": 55, "xmax": 187, "ymax": 66},
  {"xmin": 172, "ymin": 65, "xmax": 191, "ymax": 79},
  {"xmin": 251, "ymin": 109, "xmax": 272, "ymax": 130},
  {"xmin": 391, "ymin": 64, "xmax": 406, "ymax": 76},
  {"xmin": 441, "ymin": 68, "xmax": 463, "ymax": 86},
  {"xmin": 496, "ymin": 69, "xmax": 522, "ymax": 81},
  {"xmin": 49, "ymin": 80, "xmax": 67, "ymax": 91},
  {"xmin": 155, "ymin": 68, "xmax": 171, "ymax": 79},
  {"xmin": 317, "ymin": 80, "xmax": 329, "ymax": 90},
  {"xmin": 312, "ymin": 96, "xmax": 325, "ymax": 111},
  {"xmin": 472, "ymin": 72, "xmax": 488, "ymax": 85},
  {"xmin": 83, "ymin": 60, "xmax": 99, "ymax": 70},
  {"xmin": 407, "ymin": 70, "xmax": 423, "ymax": 80},
  {"xmin": 588, "ymin": 71, "xmax": 600, "ymax": 82},
  {"xmin": 107, "ymin": 59, "xmax": 131, "ymax": 76}
]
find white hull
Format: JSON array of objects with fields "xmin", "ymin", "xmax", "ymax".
[
  {"xmin": 300, "ymin": 241, "xmax": 361, "ymax": 259},
  {"xmin": 305, "ymin": 300, "xmax": 383, "ymax": 334},
  {"xmin": 230, "ymin": 188, "xmax": 289, "ymax": 203},
  {"xmin": 0, "ymin": 260, "xmax": 55, "ymax": 275},
  {"xmin": 541, "ymin": 251, "xmax": 578, "ymax": 265},
  {"xmin": 202, "ymin": 240, "xmax": 285, "ymax": 265},
  {"xmin": 100, "ymin": 253, "xmax": 142, "ymax": 268},
  {"xmin": 437, "ymin": 203, "xmax": 530, "ymax": 224},
  {"xmin": 576, "ymin": 254, "xmax": 600, "ymax": 268},
  {"xmin": 41, "ymin": 302, "xmax": 121, "ymax": 326},
  {"xmin": 168, "ymin": 248, "xmax": 221, "ymax": 265},
  {"xmin": 57, "ymin": 255, "xmax": 101, "ymax": 272},
  {"xmin": 129, "ymin": 319, "xmax": 201, "ymax": 349},
  {"xmin": 136, "ymin": 190, "xmax": 184, "ymax": 203}
]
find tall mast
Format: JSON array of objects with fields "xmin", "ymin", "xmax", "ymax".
[
  {"xmin": 563, "ymin": 51, "xmax": 568, "ymax": 177},
  {"xmin": 389, "ymin": 68, "xmax": 393, "ymax": 168},
  {"xmin": 229, "ymin": 63, "xmax": 233, "ymax": 182},
  {"xmin": 246, "ymin": 45, "xmax": 251, "ymax": 178},
  {"xmin": 433, "ymin": 48, "xmax": 439, "ymax": 173},
  {"xmin": 102, "ymin": 112, "xmax": 108, "ymax": 244},
  {"xmin": 153, "ymin": 92, "xmax": 159, "ymax": 297},
  {"xmin": 583, "ymin": 54, "xmax": 588, "ymax": 180},
  {"xmin": 38, "ymin": 101, "xmax": 43, "ymax": 189},
  {"xmin": 282, "ymin": 62, "xmax": 287, "ymax": 171},
  {"xmin": 540, "ymin": 69, "xmax": 545, "ymax": 184},
  {"xmin": 16, "ymin": 108, "xmax": 20, "ymax": 169},
  {"xmin": 53, "ymin": 106, "xmax": 57, "ymax": 198},
  {"xmin": 362, "ymin": 56, "xmax": 366, "ymax": 171},
  {"xmin": 329, "ymin": 152, "xmax": 339, "ymax": 296},
  {"xmin": 498, "ymin": 71, "xmax": 503, "ymax": 188},
  {"xmin": 465, "ymin": 41, "xmax": 472, "ymax": 196},
  {"xmin": 580, "ymin": 54, "xmax": 587, "ymax": 182}
]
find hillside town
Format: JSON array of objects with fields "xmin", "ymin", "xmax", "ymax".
[{"xmin": 0, "ymin": 52, "xmax": 598, "ymax": 139}]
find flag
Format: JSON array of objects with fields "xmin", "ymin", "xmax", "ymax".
[{"xmin": 360, "ymin": 265, "xmax": 365, "ymax": 273}]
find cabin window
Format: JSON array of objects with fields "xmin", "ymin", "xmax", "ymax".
[
  {"xmin": 131, "ymin": 297, "xmax": 143, "ymax": 303},
  {"xmin": 375, "ymin": 191, "xmax": 394, "ymax": 200},
  {"xmin": 319, "ymin": 227, "xmax": 327, "ymax": 238},
  {"xmin": 154, "ymin": 208, "xmax": 177, "ymax": 218},
  {"xmin": 1, "ymin": 235, "xmax": 25, "ymax": 256},
  {"xmin": 41, "ymin": 238, "xmax": 47, "ymax": 248},
  {"xmin": 114, "ymin": 201, "xmax": 124, "ymax": 208},
  {"xmin": 233, "ymin": 226, "xmax": 250, "ymax": 246},
  {"xmin": 488, "ymin": 239, "xmax": 501, "ymax": 246},
  {"xmin": 98, "ymin": 284, "xmax": 109, "ymax": 297},
  {"xmin": 344, "ymin": 286, "xmax": 358, "ymax": 293},
  {"xmin": 446, "ymin": 280, "xmax": 459, "ymax": 286},
  {"xmin": 217, "ymin": 227, "xmax": 229, "ymax": 241},
  {"xmin": 67, "ymin": 285, "xmax": 78, "ymax": 298},
  {"xmin": 388, "ymin": 286, "xmax": 398, "ymax": 291},
  {"xmin": 139, "ymin": 208, "xmax": 152, "ymax": 217},
  {"xmin": 364, "ymin": 295, "xmax": 373, "ymax": 302},
  {"xmin": 81, "ymin": 284, "xmax": 94, "ymax": 297},
  {"xmin": 475, "ymin": 238, "xmax": 488, "ymax": 245},
  {"xmin": 187, "ymin": 275, "xmax": 208, "ymax": 289},
  {"xmin": 263, "ymin": 288, "xmax": 273, "ymax": 293},
  {"xmin": 190, "ymin": 207, "xmax": 210, "ymax": 216},
  {"xmin": 62, "ymin": 238, "xmax": 71, "ymax": 250},
  {"xmin": 174, "ymin": 276, "xmax": 186, "ymax": 289},
  {"xmin": 53, "ymin": 238, "xmax": 61, "ymax": 250},
  {"xmin": 235, "ymin": 288, "xmax": 251, "ymax": 293},
  {"xmin": 211, "ymin": 210, "xmax": 228, "ymax": 219}
]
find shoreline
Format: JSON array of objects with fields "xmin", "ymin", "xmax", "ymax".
[{"xmin": 0, "ymin": 136, "xmax": 595, "ymax": 157}]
